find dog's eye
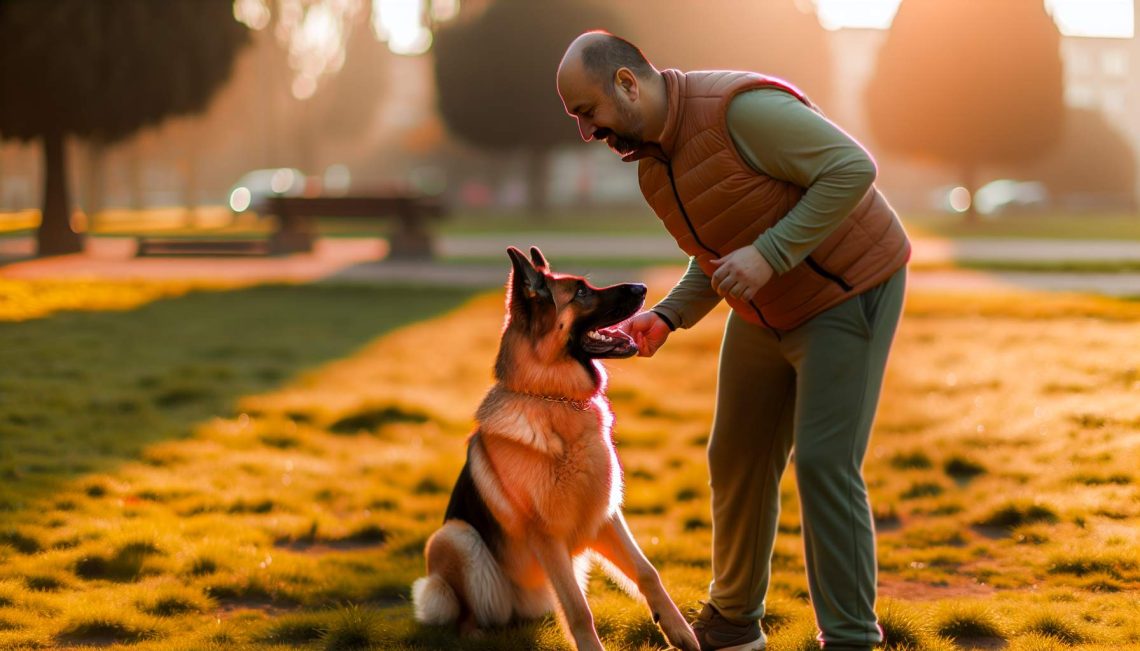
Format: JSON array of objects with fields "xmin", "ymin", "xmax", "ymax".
[{"xmin": 576, "ymin": 286, "xmax": 589, "ymax": 298}]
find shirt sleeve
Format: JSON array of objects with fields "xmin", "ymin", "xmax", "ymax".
[
  {"xmin": 650, "ymin": 256, "xmax": 723, "ymax": 329},
  {"xmin": 726, "ymin": 88, "xmax": 878, "ymax": 275}
]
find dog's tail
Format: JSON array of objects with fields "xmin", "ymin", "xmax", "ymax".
[{"xmin": 412, "ymin": 574, "xmax": 460, "ymax": 625}]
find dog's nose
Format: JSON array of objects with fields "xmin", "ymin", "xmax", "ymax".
[{"xmin": 629, "ymin": 284, "xmax": 647, "ymax": 296}]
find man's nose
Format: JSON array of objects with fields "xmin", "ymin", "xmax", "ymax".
[{"xmin": 577, "ymin": 118, "xmax": 595, "ymax": 142}]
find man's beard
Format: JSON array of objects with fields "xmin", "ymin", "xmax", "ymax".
[
  {"xmin": 598, "ymin": 100, "xmax": 644, "ymax": 155},
  {"xmin": 602, "ymin": 131, "xmax": 642, "ymax": 155}
]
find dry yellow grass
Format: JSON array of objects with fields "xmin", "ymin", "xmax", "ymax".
[{"xmin": 0, "ymin": 272, "xmax": 1138, "ymax": 649}]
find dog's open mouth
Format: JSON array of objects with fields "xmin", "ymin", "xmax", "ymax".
[{"xmin": 581, "ymin": 326, "xmax": 637, "ymax": 358}]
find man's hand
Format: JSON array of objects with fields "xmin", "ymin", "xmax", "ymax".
[
  {"xmin": 710, "ymin": 245, "xmax": 774, "ymax": 302},
  {"xmin": 623, "ymin": 311, "xmax": 671, "ymax": 357}
]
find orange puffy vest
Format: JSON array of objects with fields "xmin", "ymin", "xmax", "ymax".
[{"xmin": 626, "ymin": 69, "xmax": 910, "ymax": 331}]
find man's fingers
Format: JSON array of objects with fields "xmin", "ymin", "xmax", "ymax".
[
  {"xmin": 712, "ymin": 267, "xmax": 732, "ymax": 293},
  {"xmin": 719, "ymin": 276, "xmax": 740, "ymax": 297}
]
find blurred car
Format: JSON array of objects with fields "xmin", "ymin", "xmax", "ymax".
[
  {"xmin": 974, "ymin": 179, "xmax": 1049, "ymax": 216},
  {"xmin": 227, "ymin": 168, "xmax": 307, "ymax": 214},
  {"xmin": 931, "ymin": 179, "xmax": 1049, "ymax": 217}
]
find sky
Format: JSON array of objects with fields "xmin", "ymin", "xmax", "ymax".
[{"xmin": 814, "ymin": 0, "xmax": 1136, "ymax": 38}]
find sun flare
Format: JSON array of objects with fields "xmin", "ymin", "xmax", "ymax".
[{"xmin": 815, "ymin": 0, "xmax": 1135, "ymax": 38}]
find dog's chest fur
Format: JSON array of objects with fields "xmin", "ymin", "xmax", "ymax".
[{"xmin": 476, "ymin": 397, "xmax": 621, "ymax": 544}]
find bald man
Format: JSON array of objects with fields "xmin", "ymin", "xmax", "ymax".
[{"xmin": 557, "ymin": 32, "xmax": 910, "ymax": 651}]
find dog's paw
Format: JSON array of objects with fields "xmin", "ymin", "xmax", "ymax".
[{"xmin": 659, "ymin": 611, "xmax": 700, "ymax": 651}]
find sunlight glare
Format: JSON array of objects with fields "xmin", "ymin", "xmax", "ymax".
[
  {"xmin": 814, "ymin": 0, "xmax": 900, "ymax": 31},
  {"xmin": 1046, "ymin": 0, "xmax": 1134, "ymax": 38},
  {"xmin": 269, "ymin": 0, "xmax": 363, "ymax": 100},
  {"xmin": 430, "ymin": 0, "xmax": 460, "ymax": 22},
  {"xmin": 233, "ymin": 0, "xmax": 272, "ymax": 30},
  {"xmin": 814, "ymin": 0, "xmax": 1135, "ymax": 37},
  {"xmin": 229, "ymin": 187, "xmax": 253, "ymax": 212},
  {"xmin": 373, "ymin": 0, "xmax": 434, "ymax": 55},
  {"xmin": 948, "ymin": 187, "xmax": 971, "ymax": 213}
]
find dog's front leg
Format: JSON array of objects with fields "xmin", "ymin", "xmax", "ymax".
[
  {"xmin": 529, "ymin": 534, "xmax": 605, "ymax": 651},
  {"xmin": 590, "ymin": 513, "xmax": 700, "ymax": 651}
]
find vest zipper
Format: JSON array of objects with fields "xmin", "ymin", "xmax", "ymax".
[
  {"xmin": 804, "ymin": 255, "xmax": 854, "ymax": 292},
  {"xmin": 665, "ymin": 161, "xmax": 781, "ymax": 340}
]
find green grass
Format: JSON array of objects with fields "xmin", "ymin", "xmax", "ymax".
[
  {"xmin": 0, "ymin": 277, "xmax": 1139, "ymax": 649},
  {"xmin": 904, "ymin": 212, "xmax": 1140, "ymax": 240}
]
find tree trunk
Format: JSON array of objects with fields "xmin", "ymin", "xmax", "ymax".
[
  {"xmin": 525, "ymin": 147, "xmax": 551, "ymax": 218},
  {"xmin": 182, "ymin": 122, "xmax": 199, "ymax": 227},
  {"xmin": 84, "ymin": 140, "xmax": 106, "ymax": 232},
  {"xmin": 961, "ymin": 162, "xmax": 979, "ymax": 224},
  {"xmin": 37, "ymin": 131, "xmax": 83, "ymax": 257}
]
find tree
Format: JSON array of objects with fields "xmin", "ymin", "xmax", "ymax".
[
  {"xmin": 616, "ymin": 0, "xmax": 833, "ymax": 110},
  {"xmin": 432, "ymin": 0, "xmax": 621, "ymax": 216},
  {"xmin": 1010, "ymin": 107, "xmax": 1137, "ymax": 211},
  {"xmin": 0, "ymin": 0, "xmax": 250, "ymax": 255},
  {"xmin": 864, "ymin": 0, "xmax": 1064, "ymax": 221}
]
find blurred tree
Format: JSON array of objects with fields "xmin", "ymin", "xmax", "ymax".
[
  {"xmin": 314, "ymin": 13, "xmax": 390, "ymax": 145},
  {"xmin": 864, "ymin": 0, "xmax": 1064, "ymax": 221},
  {"xmin": 433, "ymin": 0, "xmax": 621, "ymax": 216},
  {"xmin": 1009, "ymin": 107, "xmax": 1137, "ymax": 211},
  {"xmin": 616, "ymin": 0, "xmax": 833, "ymax": 110},
  {"xmin": 0, "ymin": 0, "xmax": 250, "ymax": 256}
]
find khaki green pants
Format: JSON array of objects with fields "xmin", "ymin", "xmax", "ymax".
[{"xmin": 706, "ymin": 267, "xmax": 906, "ymax": 649}]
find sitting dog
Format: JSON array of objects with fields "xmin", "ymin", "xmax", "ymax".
[{"xmin": 413, "ymin": 247, "xmax": 699, "ymax": 651}]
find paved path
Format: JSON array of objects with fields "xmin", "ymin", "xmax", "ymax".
[{"xmin": 2, "ymin": 235, "xmax": 1139, "ymax": 296}]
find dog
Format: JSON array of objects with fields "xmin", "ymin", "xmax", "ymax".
[{"xmin": 412, "ymin": 247, "xmax": 699, "ymax": 651}]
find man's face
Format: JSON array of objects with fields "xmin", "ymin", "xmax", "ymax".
[{"xmin": 558, "ymin": 68, "xmax": 645, "ymax": 156}]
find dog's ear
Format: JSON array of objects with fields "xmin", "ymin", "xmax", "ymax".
[
  {"xmin": 529, "ymin": 246, "xmax": 548, "ymax": 271},
  {"xmin": 507, "ymin": 246, "xmax": 549, "ymax": 301}
]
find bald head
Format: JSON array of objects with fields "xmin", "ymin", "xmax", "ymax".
[
  {"xmin": 558, "ymin": 31, "xmax": 655, "ymax": 91},
  {"xmin": 557, "ymin": 31, "xmax": 665, "ymax": 156}
]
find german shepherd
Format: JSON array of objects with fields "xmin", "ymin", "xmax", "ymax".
[{"xmin": 413, "ymin": 247, "xmax": 699, "ymax": 651}]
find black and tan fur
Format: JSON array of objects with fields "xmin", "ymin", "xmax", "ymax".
[{"xmin": 412, "ymin": 247, "xmax": 699, "ymax": 651}]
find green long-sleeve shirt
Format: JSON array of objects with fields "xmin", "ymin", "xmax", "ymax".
[{"xmin": 652, "ymin": 88, "xmax": 879, "ymax": 330}]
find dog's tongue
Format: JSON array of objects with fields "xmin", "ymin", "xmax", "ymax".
[{"xmin": 598, "ymin": 327, "xmax": 626, "ymax": 339}]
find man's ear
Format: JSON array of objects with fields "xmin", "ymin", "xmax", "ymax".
[
  {"xmin": 614, "ymin": 67, "xmax": 639, "ymax": 101},
  {"xmin": 507, "ymin": 246, "xmax": 548, "ymax": 299},
  {"xmin": 529, "ymin": 246, "xmax": 548, "ymax": 271}
]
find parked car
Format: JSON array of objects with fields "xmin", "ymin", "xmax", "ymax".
[
  {"xmin": 930, "ymin": 179, "xmax": 1050, "ymax": 217},
  {"xmin": 227, "ymin": 168, "xmax": 307, "ymax": 214},
  {"xmin": 974, "ymin": 179, "xmax": 1049, "ymax": 216}
]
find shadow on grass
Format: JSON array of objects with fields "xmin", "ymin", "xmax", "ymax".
[{"xmin": 0, "ymin": 283, "xmax": 478, "ymax": 513}]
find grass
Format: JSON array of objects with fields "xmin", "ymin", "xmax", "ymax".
[
  {"xmin": 5, "ymin": 206, "xmax": 1139, "ymax": 240},
  {"xmin": 903, "ymin": 211, "xmax": 1140, "ymax": 240},
  {"xmin": 0, "ymin": 271, "xmax": 1139, "ymax": 649}
]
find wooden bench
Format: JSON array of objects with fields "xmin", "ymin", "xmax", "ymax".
[
  {"xmin": 135, "ymin": 194, "xmax": 445, "ymax": 259},
  {"xmin": 136, "ymin": 238, "xmax": 270, "ymax": 257},
  {"xmin": 261, "ymin": 194, "xmax": 446, "ymax": 259}
]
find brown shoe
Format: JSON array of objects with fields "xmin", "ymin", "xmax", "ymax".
[{"xmin": 692, "ymin": 602, "xmax": 764, "ymax": 651}]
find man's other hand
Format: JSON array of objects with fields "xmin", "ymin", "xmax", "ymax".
[
  {"xmin": 623, "ymin": 311, "xmax": 671, "ymax": 357},
  {"xmin": 710, "ymin": 245, "xmax": 774, "ymax": 302}
]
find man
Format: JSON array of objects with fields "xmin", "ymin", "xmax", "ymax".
[{"xmin": 556, "ymin": 32, "xmax": 910, "ymax": 651}]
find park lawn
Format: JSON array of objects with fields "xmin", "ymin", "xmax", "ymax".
[
  {"xmin": 0, "ymin": 275, "xmax": 1139, "ymax": 650},
  {"xmin": 6, "ymin": 208, "xmax": 1140, "ymax": 247},
  {"xmin": 902, "ymin": 212, "xmax": 1140, "ymax": 241}
]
